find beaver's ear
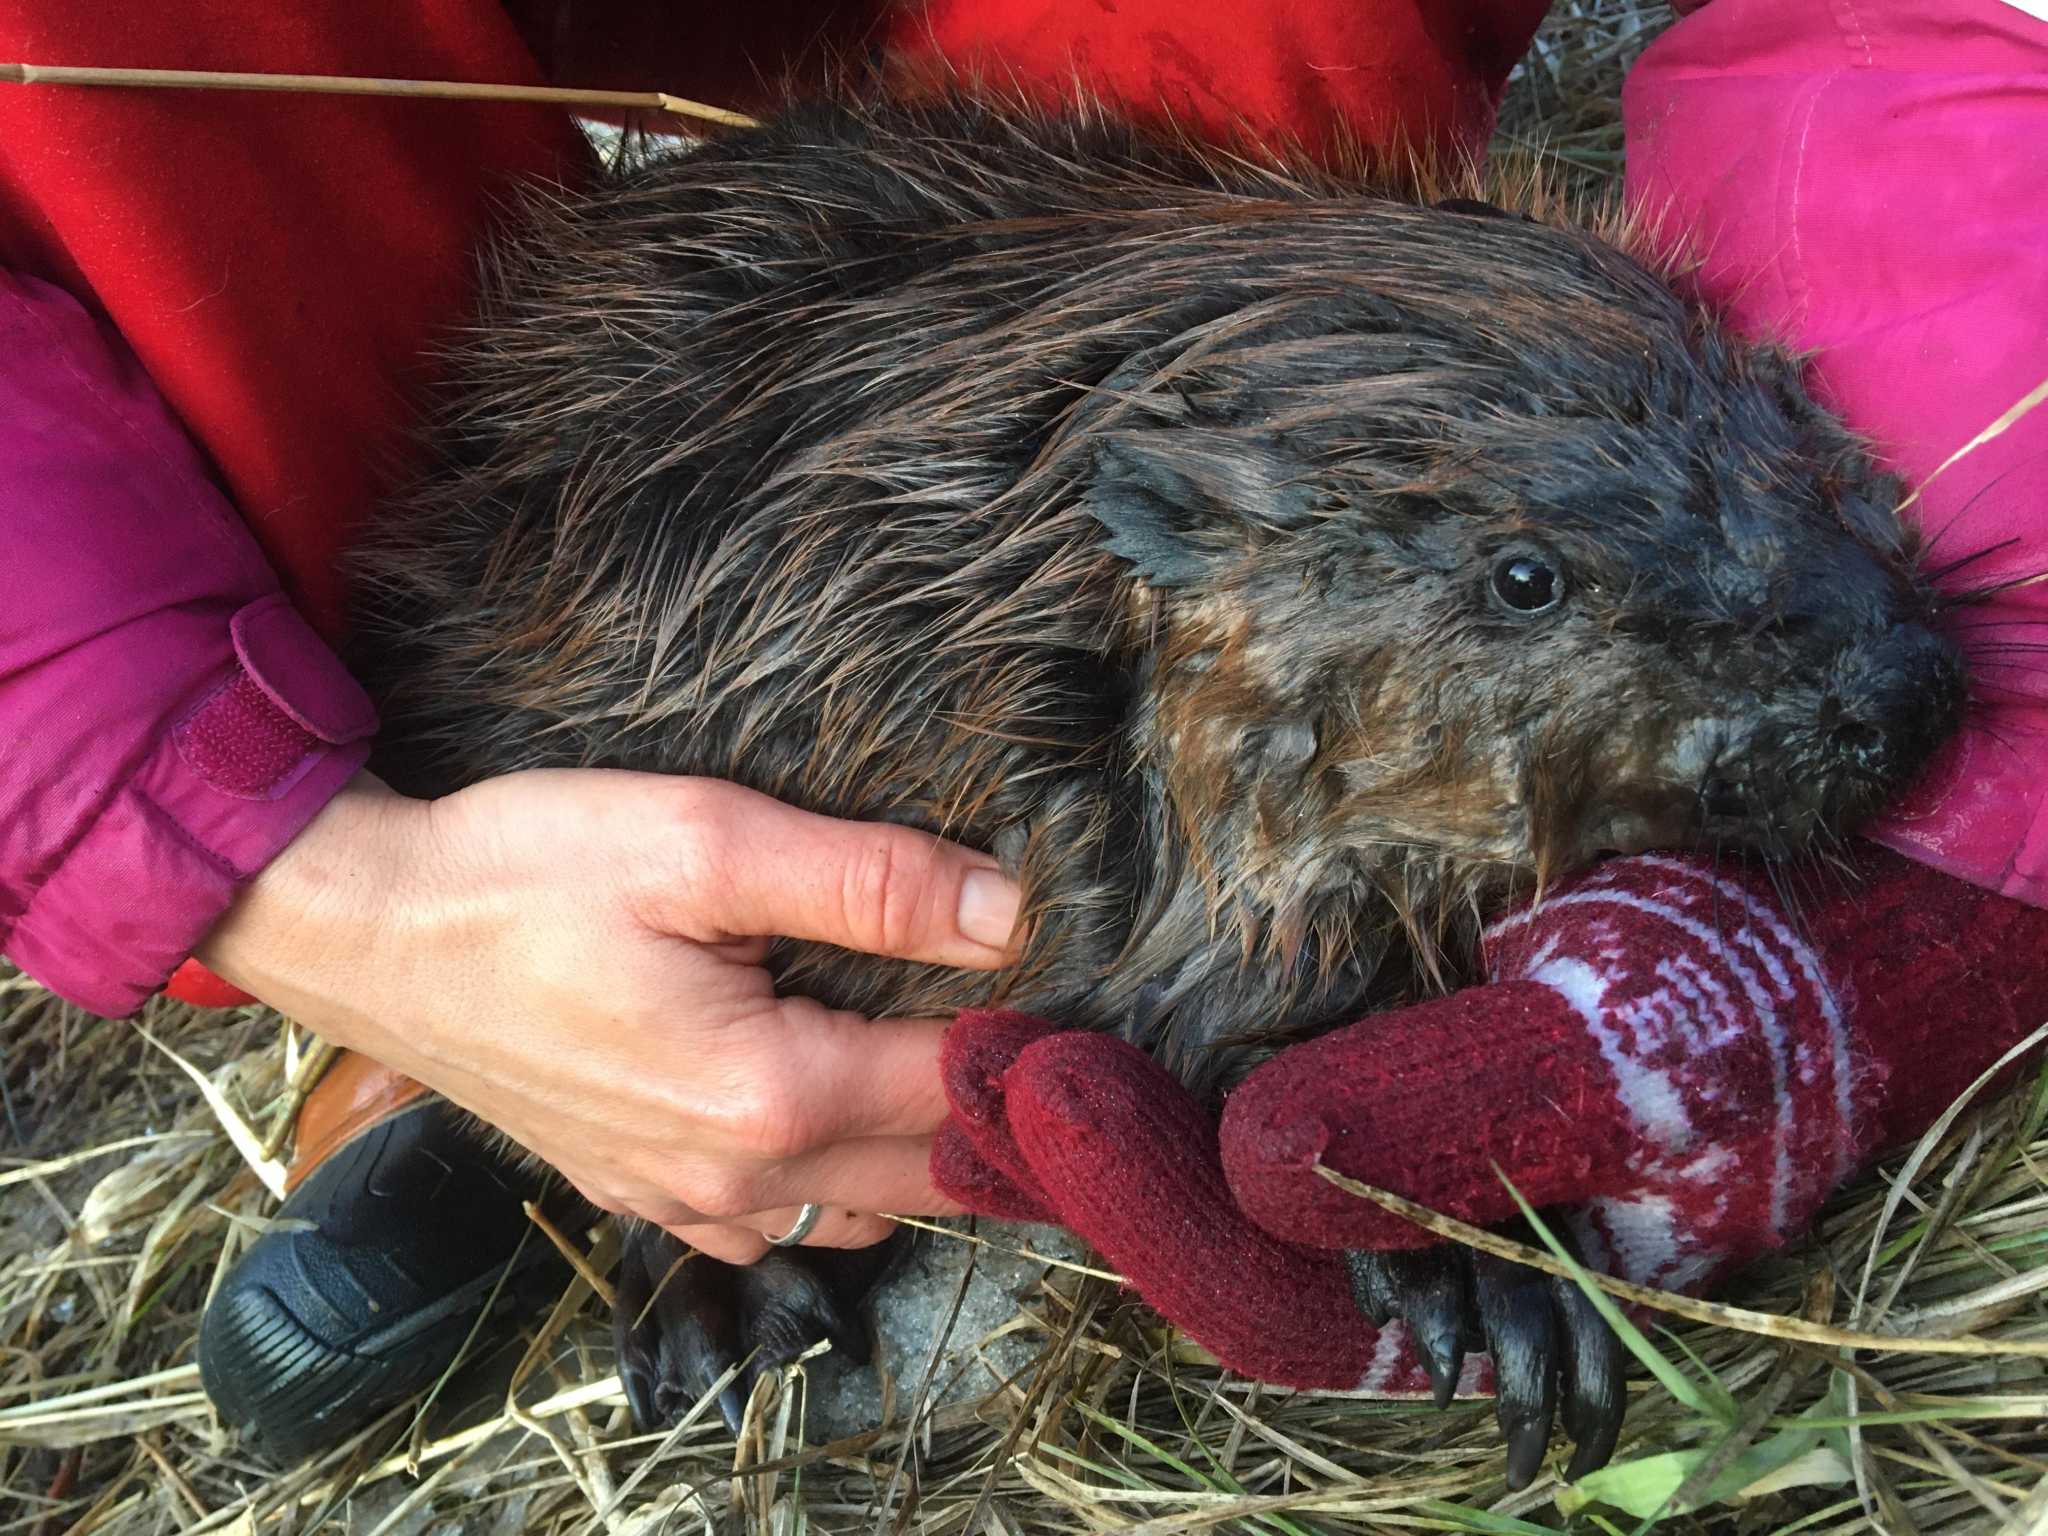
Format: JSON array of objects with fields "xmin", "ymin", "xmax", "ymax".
[{"xmin": 1084, "ymin": 430, "xmax": 1316, "ymax": 588}]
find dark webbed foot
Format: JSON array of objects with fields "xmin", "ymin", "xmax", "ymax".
[
  {"xmin": 613, "ymin": 1229, "xmax": 747, "ymax": 1432},
  {"xmin": 613, "ymin": 1227, "xmax": 905, "ymax": 1436},
  {"xmin": 1346, "ymin": 1217, "xmax": 1625, "ymax": 1490}
]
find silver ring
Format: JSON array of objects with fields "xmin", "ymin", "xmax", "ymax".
[{"xmin": 766, "ymin": 1203, "xmax": 822, "ymax": 1247}]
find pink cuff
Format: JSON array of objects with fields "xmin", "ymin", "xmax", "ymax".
[{"xmin": 6, "ymin": 596, "xmax": 373, "ymax": 1016}]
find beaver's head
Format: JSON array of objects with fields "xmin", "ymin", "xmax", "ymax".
[{"xmin": 1081, "ymin": 199, "xmax": 1964, "ymax": 949}]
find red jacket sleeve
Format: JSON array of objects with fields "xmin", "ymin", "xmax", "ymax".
[
  {"xmin": 0, "ymin": 1, "xmax": 589, "ymax": 639},
  {"xmin": 889, "ymin": 0, "xmax": 1550, "ymax": 165}
]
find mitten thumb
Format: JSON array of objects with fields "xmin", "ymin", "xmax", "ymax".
[{"xmin": 1221, "ymin": 981, "xmax": 1639, "ymax": 1250}]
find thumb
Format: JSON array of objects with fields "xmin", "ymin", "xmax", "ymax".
[{"xmin": 641, "ymin": 779, "xmax": 1023, "ymax": 968}]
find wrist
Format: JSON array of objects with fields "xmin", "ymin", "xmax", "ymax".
[{"xmin": 195, "ymin": 768, "xmax": 427, "ymax": 1043}]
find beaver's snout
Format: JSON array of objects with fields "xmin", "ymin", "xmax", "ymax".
[
  {"xmin": 1692, "ymin": 617, "xmax": 1966, "ymax": 847},
  {"xmin": 1831, "ymin": 620, "xmax": 1968, "ymax": 788}
]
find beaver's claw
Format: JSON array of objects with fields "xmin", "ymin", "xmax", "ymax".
[
  {"xmin": 1346, "ymin": 1217, "xmax": 1625, "ymax": 1490},
  {"xmin": 612, "ymin": 1229, "xmax": 900, "ymax": 1436}
]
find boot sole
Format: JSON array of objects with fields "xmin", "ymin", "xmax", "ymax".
[{"xmin": 200, "ymin": 1246, "xmax": 536, "ymax": 1461}]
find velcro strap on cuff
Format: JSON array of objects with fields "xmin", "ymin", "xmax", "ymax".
[{"xmin": 174, "ymin": 595, "xmax": 376, "ymax": 800}]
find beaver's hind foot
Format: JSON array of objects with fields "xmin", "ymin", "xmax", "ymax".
[
  {"xmin": 614, "ymin": 1228, "xmax": 904, "ymax": 1436},
  {"xmin": 1347, "ymin": 1218, "xmax": 1626, "ymax": 1489}
]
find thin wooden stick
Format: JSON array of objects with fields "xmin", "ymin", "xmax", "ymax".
[{"xmin": 0, "ymin": 60, "xmax": 759, "ymax": 129}]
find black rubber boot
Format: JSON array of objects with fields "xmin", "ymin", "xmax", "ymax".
[{"xmin": 199, "ymin": 1087, "xmax": 559, "ymax": 1461}]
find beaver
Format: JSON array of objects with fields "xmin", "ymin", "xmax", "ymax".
[{"xmin": 347, "ymin": 96, "xmax": 1966, "ymax": 1481}]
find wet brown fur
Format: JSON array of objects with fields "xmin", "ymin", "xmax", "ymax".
[{"xmin": 351, "ymin": 95, "xmax": 1961, "ymax": 1092}]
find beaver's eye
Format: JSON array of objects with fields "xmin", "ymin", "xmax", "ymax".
[{"xmin": 1490, "ymin": 552, "xmax": 1564, "ymax": 615}]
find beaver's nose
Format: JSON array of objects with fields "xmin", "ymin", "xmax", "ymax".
[
  {"xmin": 1698, "ymin": 776, "xmax": 1748, "ymax": 821},
  {"xmin": 1832, "ymin": 622, "xmax": 1967, "ymax": 789}
]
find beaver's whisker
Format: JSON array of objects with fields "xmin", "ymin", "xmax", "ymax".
[
  {"xmin": 1815, "ymin": 837, "xmax": 1861, "ymax": 895},
  {"xmin": 1704, "ymin": 815, "xmax": 1728, "ymax": 948},
  {"xmin": 1786, "ymin": 855, "xmax": 1821, "ymax": 941},
  {"xmin": 1915, "ymin": 505, "xmax": 1969, "ymax": 558},
  {"xmin": 1958, "ymin": 716, "xmax": 2020, "ymax": 757},
  {"xmin": 1921, "ymin": 535, "xmax": 2024, "ymax": 586},
  {"xmin": 1909, "ymin": 440, "xmax": 2048, "ymax": 544},
  {"xmin": 1941, "ymin": 614, "xmax": 2048, "ymax": 632},
  {"xmin": 1948, "ymin": 637, "xmax": 2048, "ymax": 660},
  {"xmin": 1943, "ymin": 567, "xmax": 2048, "ymax": 609},
  {"xmin": 1965, "ymin": 682, "xmax": 2048, "ymax": 707},
  {"xmin": 1762, "ymin": 849, "xmax": 1815, "ymax": 945}
]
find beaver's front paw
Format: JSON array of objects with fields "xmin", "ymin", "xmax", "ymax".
[
  {"xmin": 612, "ymin": 1228, "xmax": 903, "ymax": 1436},
  {"xmin": 1346, "ymin": 1218, "xmax": 1625, "ymax": 1489}
]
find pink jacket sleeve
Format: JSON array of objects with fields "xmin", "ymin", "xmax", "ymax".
[{"xmin": 0, "ymin": 270, "xmax": 376, "ymax": 1017}]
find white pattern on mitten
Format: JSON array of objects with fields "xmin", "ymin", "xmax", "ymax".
[{"xmin": 1487, "ymin": 856, "xmax": 1855, "ymax": 1292}]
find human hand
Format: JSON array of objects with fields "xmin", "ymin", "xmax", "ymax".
[{"xmin": 198, "ymin": 766, "xmax": 1022, "ymax": 1265}]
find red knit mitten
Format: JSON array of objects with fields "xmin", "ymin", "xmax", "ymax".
[
  {"xmin": 936, "ymin": 1011, "xmax": 1437, "ymax": 1392},
  {"xmin": 933, "ymin": 845, "xmax": 2048, "ymax": 1394},
  {"xmin": 1226, "ymin": 847, "xmax": 2048, "ymax": 1286}
]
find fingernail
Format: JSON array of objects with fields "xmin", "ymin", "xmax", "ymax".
[{"xmin": 957, "ymin": 867, "xmax": 1021, "ymax": 950}]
